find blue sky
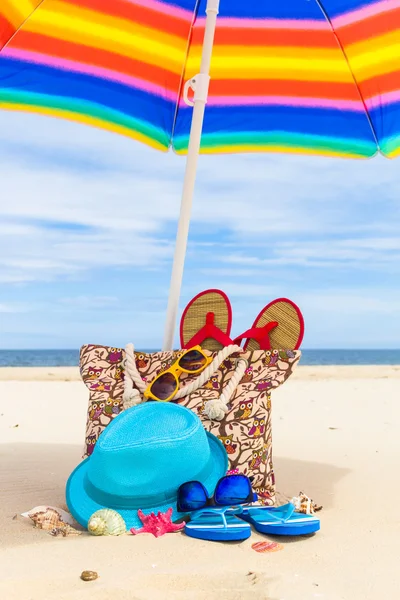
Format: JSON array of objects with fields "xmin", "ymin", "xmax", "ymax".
[{"xmin": 0, "ymin": 110, "xmax": 399, "ymax": 350}]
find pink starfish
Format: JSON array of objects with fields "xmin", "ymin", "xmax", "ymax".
[{"xmin": 130, "ymin": 508, "xmax": 185, "ymax": 538}]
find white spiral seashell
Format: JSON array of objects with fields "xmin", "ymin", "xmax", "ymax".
[{"xmin": 87, "ymin": 509, "xmax": 126, "ymax": 536}]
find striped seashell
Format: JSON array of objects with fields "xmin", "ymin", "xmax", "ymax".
[
  {"xmin": 24, "ymin": 507, "xmax": 81, "ymax": 536},
  {"xmin": 22, "ymin": 506, "xmax": 76, "ymax": 528},
  {"xmin": 251, "ymin": 541, "xmax": 284, "ymax": 554},
  {"xmin": 27, "ymin": 508, "xmax": 66, "ymax": 531}
]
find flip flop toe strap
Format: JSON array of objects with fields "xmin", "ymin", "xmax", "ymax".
[
  {"xmin": 185, "ymin": 312, "xmax": 234, "ymax": 348},
  {"xmin": 245, "ymin": 502, "xmax": 296, "ymax": 524},
  {"xmin": 190, "ymin": 506, "xmax": 243, "ymax": 530},
  {"xmin": 233, "ymin": 321, "xmax": 279, "ymax": 350}
]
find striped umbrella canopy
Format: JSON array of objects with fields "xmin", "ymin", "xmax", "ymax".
[{"xmin": 1, "ymin": 0, "xmax": 399, "ymax": 347}]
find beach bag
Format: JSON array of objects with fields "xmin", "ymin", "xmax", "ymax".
[{"xmin": 80, "ymin": 344, "xmax": 301, "ymax": 505}]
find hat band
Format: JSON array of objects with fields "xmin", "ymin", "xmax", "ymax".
[{"xmin": 84, "ymin": 456, "xmax": 215, "ymax": 510}]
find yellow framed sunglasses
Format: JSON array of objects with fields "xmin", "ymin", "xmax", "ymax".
[{"xmin": 144, "ymin": 346, "xmax": 212, "ymax": 402}]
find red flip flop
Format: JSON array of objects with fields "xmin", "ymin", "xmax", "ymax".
[
  {"xmin": 179, "ymin": 289, "xmax": 233, "ymax": 351},
  {"xmin": 234, "ymin": 298, "xmax": 304, "ymax": 351}
]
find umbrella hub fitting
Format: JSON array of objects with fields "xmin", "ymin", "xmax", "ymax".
[
  {"xmin": 183, "ymin": 74, "xmax": 211, "ymax": 107},
  {"xmin": 206, "ymin": 0, "xmax": 220, "ymax": 14}
]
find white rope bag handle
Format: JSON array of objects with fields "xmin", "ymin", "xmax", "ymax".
[{"xmin": 123, "ymin": 343, "xmax": 248, "ymax": 421}]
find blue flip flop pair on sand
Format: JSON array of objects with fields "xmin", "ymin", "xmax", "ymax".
[
  {"xmin": 185, "ymin": 503, "xmax": 320, "ymax": 542},
  {"xmin": 179, "ymin": 475, "xmax": 320, "ymax": 542}
]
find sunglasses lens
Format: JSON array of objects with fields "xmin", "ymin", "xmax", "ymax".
[
  {"xmin": 150, "ymin": 372, "xmax": 177, "ymax": 400},
  {"xmin": 178, "ymin": 481, "xmax": 208, "ymax": 512},
  {"xmin": 178, "ymin": 349, "xmax": 207, "ymax": 372},
  {"xmin": 214, "ymin": 475, "xmax": 252, "ymax": 506}
]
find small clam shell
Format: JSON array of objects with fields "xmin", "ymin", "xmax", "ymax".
[
  {"xmin": 251, "ymin": 541, "xmax": 283, "ymax": 554},
  {"xmin": 87, "ymin": 509, "xmax": 126, "ymax": 536},
  {"xmin": 80, "ymin": 571, "xmax": 98, "ymax": 581}
]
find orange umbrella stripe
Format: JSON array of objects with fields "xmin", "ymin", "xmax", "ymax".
[
  {"xmin": 0, "ymin": 15, "xmax": 15, "ymax": 49},
  {"xmin": 13, "ymin": 30, "xmax": 182, "ymax": 91},
  {"xmin": 63, "ymin": 0, "xmax": 191, "ymax": 38},
  {"xmin": 193, "ymin": 26, "xmax": 341, "ymax": 49}
]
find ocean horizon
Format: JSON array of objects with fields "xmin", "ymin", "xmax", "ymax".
[{"xmin": 0, "ymin": 349, "xmax": 399, "ymax": 367}]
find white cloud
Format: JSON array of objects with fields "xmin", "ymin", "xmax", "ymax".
[
  {"xmin": 298, "ymin": 290, "xmax": 400, "ymax": 316},
  {"xmin": 58, "ymin": 296, "xmax": 119, "ymax": 309},
  {"xmin": 218, "ymin": 235, "xmax": 400, "ymax": 272},
  {"xmin": 0, "ymin": 303, "xmax": 30, "ymax": 313},
  {"xmin": 296, "ymin": 290, "xmax": 400, "ymax": 349}
]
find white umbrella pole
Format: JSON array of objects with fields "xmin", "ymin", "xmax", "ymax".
[{"xmin": 162, "ymin": 0, "xmax": 220, "ymax": 350}]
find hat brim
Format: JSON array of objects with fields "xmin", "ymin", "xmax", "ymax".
[{"xmin": 66, "ymin": 431, "xmax": 228, "ymax": 531}]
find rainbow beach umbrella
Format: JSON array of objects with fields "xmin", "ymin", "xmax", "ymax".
[{"xmin": 1, "ymin": 0, "xmax": 399, "ymax": 348}]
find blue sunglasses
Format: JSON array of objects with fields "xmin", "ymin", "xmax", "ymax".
[{"xmin": 177, "ymin": 474, "xmax": 256, "ymax": 512}]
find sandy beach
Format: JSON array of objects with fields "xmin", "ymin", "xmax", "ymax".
[{"xmin": 0, "ymin": 365, "xmax": 399, "ymax": 600}]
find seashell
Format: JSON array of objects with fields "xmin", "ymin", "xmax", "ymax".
[
  {"xmin": 24, "ymin": 506, "xmax": 81, "ymax": 537},
  {"xmin": 252, "ymin": 541, "xmax": 284, "ymax": 554},
  {"xmin": 22, "ymin": 506, "xmax": 77, "ymax": 527},
  {"xmin": 80, "ymin": 571, "xmax": 99, "ymax": 581},
  {"xmin": 291, "ymin": 492, "xmax": 322, "ymax": 515},
  {"xmin": 87, "ymin": 509, "xmax": 126, "ymax": 536}
]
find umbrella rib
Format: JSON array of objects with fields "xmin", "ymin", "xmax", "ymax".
[
  {"xmin": 170, "ymin": 0, "xmax": 202, "ymax": 149},
  {"xmin": 314, "ymin": 0, "xmax": 380, "ymax": 154},
  {"xmin": 1, "ymin": 0, "xmax": 47, "ymax": 52}
]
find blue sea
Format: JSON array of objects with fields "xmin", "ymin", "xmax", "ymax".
[{"xmin": 0, "ymin": 349, "xmax": 399, "ymax": 367}]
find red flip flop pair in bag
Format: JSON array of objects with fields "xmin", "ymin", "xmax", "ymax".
[{"xmin": 180, "ymin": 289, "xmax": 304, "ymax": 352}]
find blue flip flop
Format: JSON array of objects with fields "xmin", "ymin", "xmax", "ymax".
[
  {"xmin": 184, "ymin": 506, "xmax": 251, "ymax": 542},
  {"xmin": 239, "ymin": 503, "xmax": 320, "ymax": 536}
]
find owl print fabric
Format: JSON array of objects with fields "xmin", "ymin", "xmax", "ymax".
[{"xmin": 80, "ymin": 346, "xmax": 301, "ymax": 505}]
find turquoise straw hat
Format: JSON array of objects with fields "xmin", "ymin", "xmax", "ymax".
[{"xmin": 66, "ymin": 402, "xmax": 228, "ymax": 529}]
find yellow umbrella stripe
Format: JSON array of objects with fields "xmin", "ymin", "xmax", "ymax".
[
  {"xmin": 196, "ymin": 45, "xmax": 346, "ymax": 61},
  {"xmin": 50, "ymin": 0, "xmax": 186, "ymax": 51},
  {"xmin": 346, "ymin": 44, "xmax": 400, "ymax": 80},
  {"xmin": 186, "ymin": 55, "xmax": 357, "ymax": 83},
  {"xmin": 2, "ymin": 0, "xmax": 42, "ymax": 29},
  {"xmin": 175, "ymin": 144, "xmax": 365, "ymax": 159},
  {"xmin": 346, "ymin": 30, "xmax": 400, "ymax": 60},
  {"xmin": 21, "ymin": 2, "xmax": 186, "ymax": 72}
]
